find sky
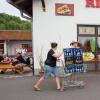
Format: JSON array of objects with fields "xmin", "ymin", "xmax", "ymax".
[{"xmin": 0, "ymin": 0, "xmax": 23, "ymax": 19}]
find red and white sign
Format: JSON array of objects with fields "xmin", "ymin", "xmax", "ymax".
[{"xmin": 86, "ymin": 0, "xmax": 100, "ymax": 8}]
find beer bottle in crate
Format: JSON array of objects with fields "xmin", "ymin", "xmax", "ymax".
[
  {"xmin": 64, "ymin": 48, "xmax": 74, "ymax": 65},
  {"xmin": 73, "ymin": 48, "xmax": 83, "ymax": 64}
]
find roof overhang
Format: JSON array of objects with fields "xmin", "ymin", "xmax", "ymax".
[
  {"xmin": 7, "ymin": 0, "xmax": 32, "ymax": 20},
  {"xmin": 0, "ymin": 30, "xmax": 32, "ymax": 40},
  {"xmin": 7, "ymin": 0, "xmax": 46, "ymax": 20}
]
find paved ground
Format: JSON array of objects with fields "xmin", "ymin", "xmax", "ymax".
[
  {"xmin": 0, "ymin": 73, "xmax": 100, "ymax": 100},
  {"xmin": 0, "ymin": 67, "xmax": 33, "ymax": 78}
]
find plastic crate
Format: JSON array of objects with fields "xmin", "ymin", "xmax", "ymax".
[
  {"xmin": 64, "ymin": 64, "xmax": 75, "ymax": 73},
  {"xmin": 64, "ymin": 64, "xmax": 85, "ymax": 73},
  {"xmin": 73, "ymin": 48, "xmax": 83, "ymax": 64},
  {"xmin": 64, "ymin": 48, "xmax": 83, "ymax": 65},
  {"xmin": 64, "ymin": 48, "xmax": 73, "ymax": 57},
  {"xmin": 64, "ymin": 48, "xmax": 74, "ymax": 64},
  {"xmin": 73, "ymin": 48, "xmax": 83, "ymax": 56}
]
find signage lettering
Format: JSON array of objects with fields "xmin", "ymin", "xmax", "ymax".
[{"xmin": 86, "ymin": 0, "xmax": 100, "ymax": 8}]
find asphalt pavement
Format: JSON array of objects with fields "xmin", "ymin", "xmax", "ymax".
[{"xmin": 0, "ymin": 73, "xmax": 100, "ymax": 100}]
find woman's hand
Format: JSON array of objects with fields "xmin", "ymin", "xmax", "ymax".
[{"xmin": 52, "ymin": 49, "xmax": 64, "ymax": 58}]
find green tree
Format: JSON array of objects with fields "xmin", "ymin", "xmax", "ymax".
[
  {"xmin": 0, "ymin": 24, "xmax": 6, "ymax": 30},
  {"xmin": 0, "ymin": 13, "xmax": 32, "ymax": 30}
]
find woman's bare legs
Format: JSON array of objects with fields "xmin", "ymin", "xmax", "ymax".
[
  {"xmin": 34, "ymin": 76, "xmax": 61, "ymax": 90},
  {"xmin": 55, "ymin": 77, "xmax": 61, "ymax": 89},
  {"xmin": 34, "ymin": 76, "xmax": 44, "ymax": 90}
]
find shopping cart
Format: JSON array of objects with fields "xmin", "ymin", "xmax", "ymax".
[{"xmin": 60, "ymin": 48, "xmax": 87, "ymax": 91}]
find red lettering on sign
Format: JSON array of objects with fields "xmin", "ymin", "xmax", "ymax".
[
  {"xmin": 86, "ymin": 0, "xmax": 95, "ymax": 8},
  {"xmin": 96, "ymin": 0, "xmax": 100, "ymax": 8},
  {"xmin": 86, "ymin": 0, "xmax": 100, "ymax": 8}
]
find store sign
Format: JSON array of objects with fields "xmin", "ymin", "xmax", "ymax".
[
  {"xmin": 55, "ymin": 3, "xmax": 74, "ymax": 16},
  {"xmin": 86, "ymin": 0, "xmax": 100, "ymax": 8}
]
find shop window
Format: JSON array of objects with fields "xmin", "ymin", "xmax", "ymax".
[
  {"xmin": 22, "ymin": 44, "xmax": 32, "ymax": 52},
  {"xmin": 78, "ymin": 26, "xmax": 95, "ymax": 35},
  {"xmin": 98, "ymin": 27, "xmax": 100, "ymax": 35},
  {"xmin": 77, "ymin": 25, "xmax": 100, "ymax": 71},
  {"xmin": 78, "ymin": 37, "xmax": 96, "ymax": 52}
]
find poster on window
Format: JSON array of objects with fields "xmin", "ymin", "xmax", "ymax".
[
  {"xmin": 78, "ymin": 26, "xmax": 95, "ymax": 35},
  {"xmin": 55, "ymin": 3, "xmax": 74, "ymax": 16}
]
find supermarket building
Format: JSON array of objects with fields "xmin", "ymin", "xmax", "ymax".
[{"xmin": 7, "ymin": 0, "xmax": 100, "ymax": 74}]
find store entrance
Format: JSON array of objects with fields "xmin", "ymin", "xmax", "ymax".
[{"xmin": 77, "ymin": 25, "xmax": 100, "ymax": 72}]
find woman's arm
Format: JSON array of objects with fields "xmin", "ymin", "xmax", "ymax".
[{"xmin": 52, "ymin": 51, "xmax": 63, "ymax": 58}]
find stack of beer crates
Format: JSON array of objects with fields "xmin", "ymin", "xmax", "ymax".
[
  {"xmin": 64, "ymin": 48, "xmax": 85, "ymax": 73},
  {"xmin": 61, "ymin": 48, "xmax": 86, "ymax": 91}
]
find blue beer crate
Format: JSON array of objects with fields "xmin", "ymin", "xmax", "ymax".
[
  {"xmin": 73, "ymin": 48, "xmax": 83, "ymax": 57},
  {"xmin": 64, "ymin": 64, "xmax": 75, "ymax": 73},
  {"xmin": 75, "ymin": 64, "xmax": 85, "ymax": 73},
  {"xmin": 64, "ymin": 48, "xmax": 83, "ymax": 57},
  {"xmin": 73, "ymin": 48, "xmax": 83, "ymax": 64},
  {"xmin": 64, "ymin": 48, "xmax": 74, "ymax": 64},
  {"xmin": 64, "ymin": 48, "xmax": 83, "ymax": 65},
  {"xmin": 64, "ymin": 48, "xmax": 73, "ymax": 57},
  {"xmin": 64, "ymin": 64, "xmax": 85, "ymax": 73}
]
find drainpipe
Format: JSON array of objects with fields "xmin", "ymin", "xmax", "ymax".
[{"xmin": 41, "ymin": 0, "xmax": 46, "ymax": 12}]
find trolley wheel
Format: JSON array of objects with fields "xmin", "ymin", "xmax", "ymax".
[{"xmin": 78, "ymin": 84, "xmax": 85, "ymax": 88}]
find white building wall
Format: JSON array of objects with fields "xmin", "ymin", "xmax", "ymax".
[{"xmin": 33, "ymin": 0, "xmax": 100, "ymax": 73}]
